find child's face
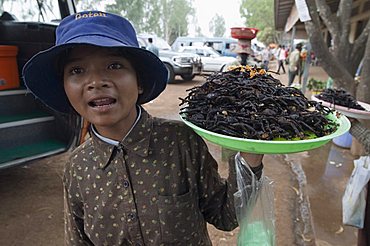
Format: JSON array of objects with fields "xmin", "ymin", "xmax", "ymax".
[{"xmin": 63, "ymin": 45, "xmax": 143, "ymax": 139}]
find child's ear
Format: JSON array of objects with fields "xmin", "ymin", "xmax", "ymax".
[{"xmin": 138, "ymin": 85, "xmax": 144, "ymax": 94}]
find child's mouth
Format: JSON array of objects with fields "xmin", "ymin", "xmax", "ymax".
[{"xmin": 88, "ymin": 98, "xmax": 116, "ymax": 108}]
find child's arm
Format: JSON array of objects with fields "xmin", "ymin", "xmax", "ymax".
[
  {"xmin": 239, "ymin": 152, "xmax": 263, "ymax": 167},
  {"xmin": 63, "ymin": 163, "xmax": 93, "ymax": 245}
]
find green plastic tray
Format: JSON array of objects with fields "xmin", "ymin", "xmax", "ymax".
[{"xmin": 180, "ymin": 112, "xmax": 351, "ymax": 154}]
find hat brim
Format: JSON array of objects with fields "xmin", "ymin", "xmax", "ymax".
[{"xmin": 23, "ymin": 36, "xmax": 168, "ymax": 113}]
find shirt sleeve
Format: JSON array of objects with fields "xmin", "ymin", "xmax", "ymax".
[
  {"xmin": 350, "ymin": 121, "xmax": 370, "ymax": 154},
  {"xmin": 194, "ymin": 137, "xmax": 239, "ymax": 231},
  {"xmin": 63, "ymin": 161, "xmax": 93, "ymax": 246},
  {"xmin": 192, "ymin": 134, "xmax": 263, "ymax": 231}
]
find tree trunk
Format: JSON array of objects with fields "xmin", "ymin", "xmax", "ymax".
[
  {"xmin": 304, "ymin": 0, "xmax": 356, "ymax": 94},
  {"xmin": 356, "ymin": 33, "xmax": 370, "ymax": 103}
]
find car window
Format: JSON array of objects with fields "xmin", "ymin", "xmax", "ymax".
[
  {"xmin": 182, "ymin": 48, "xmax": 194, "ymax": 54},
  {"xmin": 196, "ymin": 49, "xmax": 205, "ymax": 56},
  {"xmin": 137, "ymin": 38, "xmax": 147, "ymax": 49},
  {"xmin": 137, "ymin": 35, "xmax": 171, "ymax": 50},
  {"xmin": 192, "ymin": 41, "xmax": 204, "ymax": 46},
  {"xmin": 154, "ymin": 37, "xmax": 171, "ymax": 50},
  {"xmin": 0, "ymin": 0, "xmax": 61, "ymax": 22},
  {"xmin": 212, "ymin": 42, "xmax": 224, "ymax": 52},
  {"xmin": 206, "ymin": 48, "xmax": 221, "ymax": 56}
]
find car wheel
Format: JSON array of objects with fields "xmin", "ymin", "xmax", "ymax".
[
  {"xmin": 180, "ymin": 74, "xmax": 195, "ymax": 81},
  {"xmin": 164, "ymin": 63, "xmax": 175, "ymax": 83}
]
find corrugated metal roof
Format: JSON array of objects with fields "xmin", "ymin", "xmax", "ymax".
[{"xmin": 274, "ymin": 0, "xmax": 295, "ymax": 31}]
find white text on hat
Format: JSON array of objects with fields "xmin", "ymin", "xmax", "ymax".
[{"xmin": 75, "ymin": 12, "xmax": 107, "ymax": 20}]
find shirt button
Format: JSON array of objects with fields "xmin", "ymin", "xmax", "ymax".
[
  {"xmin": 123, "ymin": 180, "xmax": 130, "ymax": 188},
  {"xmin": 128, "ymin": 213, "xmax": 136, "ymax": 221}
]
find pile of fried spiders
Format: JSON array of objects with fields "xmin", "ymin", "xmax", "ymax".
[{"xmin": 179, "ymin": 66, "xmax": 338, "ymax": 141}]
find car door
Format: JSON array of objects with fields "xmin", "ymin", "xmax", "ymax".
[
  {"xmin": 0, "ymin": 0, "xmax": 81, "ymax": 170},
  {"xmin": 203, "ymin": 49, "xmax": 224, "ymax": 72},
  {"xmin": 188, "ymin": 48, "xmax": 213, "ymax": 72}
]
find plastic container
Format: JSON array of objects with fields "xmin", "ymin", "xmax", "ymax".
[
  {"xmin": 332, "ymin": 131, "xmax": 352, "ymax": 148},
  {"xmin": 180, "ymin": 112, "xmax": 351, "ymax": 154},
  {"xmin": 231, "ymin": 27, "xmax": 259, "ymax": 40},
  {"xmin": 0, "ymin": 45, "xmax": 20, "ymax": 90}
]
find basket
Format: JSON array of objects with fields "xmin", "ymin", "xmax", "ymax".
[
  {"xmin": 0, "ymin": 45, "xmax": 20, "ymax": 90},
  {"xmin": 231, "ymin": 27, "xmax": 259, "ymax": 40}
]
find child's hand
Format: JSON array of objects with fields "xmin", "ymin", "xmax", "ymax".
[
  {"xmin": 240, "ymin": 152, "xmax": 264, "ymax": 167},
  {"xmin": 347, "ymin": 116, "xmax": 358, "ymax": 124}
]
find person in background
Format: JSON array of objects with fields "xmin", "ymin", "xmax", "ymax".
[
  {"xmin": 261, "ymin": 46, "xmax": 271, "ymax": 70},
  {"xmin": 284, "ymin": 46, "xmax": 289, "ymax": 64},
  {"xmin": 22, "ymin": 11, "xmax": 265, "ymax": 245},
  {"xmin": 287, "ymin": 43, "xmax": 302, "ymax": 86},
  {"xmin": 298, "ymin": 45, "xmax": 309, "ymax": 85},
  {"xmin": 276, "ymin": 44, "xmax": 286, "ymax": 74},
  {"xmin": 349, "ymin": 119, "xmax": 370, "ymax": 246},
  {"xmin": 147, "ymin": 37, "xmax": 159, "ymax": 56},
  {"xmin": 238, "ymin": 51, "xmax": 249, "ymax": 66}
]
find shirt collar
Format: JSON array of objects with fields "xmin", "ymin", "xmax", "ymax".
[
  {"xmin": 91, "ymin": 106, "xmax": 142, "ymax": 146},
  {"xmin": 91, "ymin": 107, "xmax": 152, "ymax": 169}
]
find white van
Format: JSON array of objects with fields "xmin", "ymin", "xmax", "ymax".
[{"xmin": 171, "ymin": 37, "xmax": 239, "ymax": 57}]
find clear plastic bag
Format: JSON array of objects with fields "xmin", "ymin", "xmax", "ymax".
[
  {"xmin": 342, "ymin": 156, "xmax": 370, "ymax": 228},
  {"xmin": 234, "ymin": 153, "xmax": 275, "ymax": 246}
]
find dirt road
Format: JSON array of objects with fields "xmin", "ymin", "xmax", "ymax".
[{"xmin": 0, "ymin": 71, "xmax": 358, "ymax": 245}]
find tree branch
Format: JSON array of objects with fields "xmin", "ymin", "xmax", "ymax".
[
  {"xmin": 337, "ymin": 0, "xmax": 353, "ymax": 64},
  {"xmin": 315, "ymin": 0, "xmax": 339, "ymax": 35},
  {"xmin": 338, "ymin": 0, "xmax": 352, "ymax": 41},
  {"xmin": 352, "ymin": 18, "xmax": 370, "ymax": 60}
]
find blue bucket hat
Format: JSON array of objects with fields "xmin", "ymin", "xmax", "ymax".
[{"xmin": 22, "ymin": 11, "xmax": 168, "ymax": 113}]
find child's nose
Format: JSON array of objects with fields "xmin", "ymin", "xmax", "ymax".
[{"xmin": 87, "ymin": 72, "xmax": 109, "ymax": 89}]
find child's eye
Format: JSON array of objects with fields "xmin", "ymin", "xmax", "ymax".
[
  {"xmin": 108, "ymin": 63, "xmax": 123, "ymax": 70},
  {"xmin": 68, "ymin": 67, "xmax": 83, "ymax": 75}
]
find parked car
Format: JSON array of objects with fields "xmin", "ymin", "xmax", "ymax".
[
  {"xmin": 137, "ymin": 34, "xmax": 202, "ymax": 82},
  {"xmin": 178, "ymin": 46, "xmax": 240, "ymax": 73}
]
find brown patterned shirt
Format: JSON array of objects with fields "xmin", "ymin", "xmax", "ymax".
[
  {"xmin": 350, "ymin": 120, "xmax": 370, "ymax": 154},
  {"xmin": 63, "ymin": 108, "xmax": 261, "ymax": 245}
]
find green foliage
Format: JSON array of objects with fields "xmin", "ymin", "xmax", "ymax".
[
  {"xmin": 195, "ymin": 26, "xmax": 203, "ymax": 37},
  {"xmin": 307, "ymin": 78, "xmax": 326, "ymax": 92},
  {"xmin": 239, "ymin": 0, "xmax": 278, "ymax": 44},
  {"xmin": 142, "ymin": 0, "xmax": 163, "ymax": 36},
  {"xmin": 105, "ymin": 0, "xmax": 194, "ymax": 43},
  {"xmin": 257, "ymin": 27, "xmax": 277, "ymax": 45},
  {"xmin": 240, "ymin": 0, "xmax": 272, "ymax": 29},
  {"xmin": 105, "ymin": 0, "xmax": 146, "ymax": 33},
  {"xmin": 167, "ymin": 0, "xmax": 194, "ymax": 43},
  {"xmin": 75, "ymin": 0, "xmax": 100, "ymax": 10},
  {"xmin": 1, "ymin": 0, "xmax": 58, "ymax": 21},
  {"xmin": 209, "ymin": 14, "xmax": 226, "ymax": 37}
]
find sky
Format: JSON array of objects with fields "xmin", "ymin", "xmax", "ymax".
[{"xmin": 189, "ymin": 0, "xmax": 245, "ymax": 37}]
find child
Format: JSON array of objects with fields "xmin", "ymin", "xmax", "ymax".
[{"xmin": 23, "ymin": 11, "xmax": 264, "ymax": 245}]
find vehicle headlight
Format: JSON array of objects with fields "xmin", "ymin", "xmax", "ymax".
[
  {"xmin": 173, "ymin": 56, "xmax": 192, "ymax": 65},
  {"xmin": 192, "ymin": 55, "xmax": 201, "ymax": 63}
]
